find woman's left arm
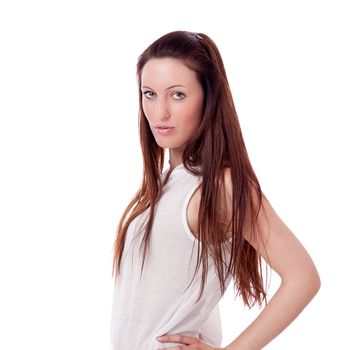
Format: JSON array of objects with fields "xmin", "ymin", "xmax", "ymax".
[{"xmin": 224, "ymin": 192, "xmax": 321, "ymax": 350}]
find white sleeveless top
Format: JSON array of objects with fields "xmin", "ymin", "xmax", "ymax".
[{"xmin": 110, "ymin": 163, "xmax": 233, "ymax": 350}]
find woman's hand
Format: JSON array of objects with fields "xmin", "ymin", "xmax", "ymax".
[{"xmin": 156, "ymin": 334, "xmax": 225, "ymax": 349}]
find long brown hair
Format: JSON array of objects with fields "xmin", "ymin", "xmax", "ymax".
[{"xmin": 112, "ymin": 30, "xmax": 270, "ymax": 308}]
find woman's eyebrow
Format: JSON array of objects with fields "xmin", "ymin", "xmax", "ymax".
[{"xmin": 141, "ymin": 84, "xmax": 186, "ymax": 90}]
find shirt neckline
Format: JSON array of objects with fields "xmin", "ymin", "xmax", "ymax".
[
  {"xmin": 166, "ymin": 163, "xmax": 184, "ymax": 173},
  {"xmin": 161, "ymin": 163, "xmax": 185, "ymax": 181}
]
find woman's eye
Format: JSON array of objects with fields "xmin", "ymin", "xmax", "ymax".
[
  {"xmin": 142, "ymin": 90, "xmax": 185, "ymax": 100},
  {"xmin": 143, "ymin": 91, "xmax": 154, "ymax": 99},
  {"xmin": 173, "ymin": 92, "xmax": 185, "ymax": 100}
]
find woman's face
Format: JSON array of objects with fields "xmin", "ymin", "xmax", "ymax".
[{"xmin": 141, "ymin": 57, "xmax": 204, "ymax": 158}]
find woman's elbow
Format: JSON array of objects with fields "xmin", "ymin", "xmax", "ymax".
[
  {"xmin": 298, "ymin": 270, "xmax": 321, "ymax": 308},
  {"xmin": 282, "ymin": 265, "xmax": 321, "ymax": 300},
  {"xmin": 305, "ymin": 260, "xmax": 321, "ymax": 296},
  {"xmin": 311, "ymin": 268, "xmax": 321, "ymax": 295},
  {"xmin": 299, "ymin": 259, "xmax": 321, "ymax": 297}
]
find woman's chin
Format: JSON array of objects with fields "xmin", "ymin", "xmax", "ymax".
[{"xmin": 155, "ymin": 141, "xmax": 177, "ymax": 149}]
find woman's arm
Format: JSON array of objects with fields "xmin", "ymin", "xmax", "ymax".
[{"xmin": 223, "ymin": 185, "xmax": 321, "ymax": 350}]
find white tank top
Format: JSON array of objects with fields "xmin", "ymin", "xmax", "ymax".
[{"xmin": 110, "ymin": 163, "xmax": 233, "ymax": 350}]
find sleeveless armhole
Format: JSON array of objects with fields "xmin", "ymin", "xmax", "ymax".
[{"xmin": 182, "ymin": 179, "xmax": 201, "ymax": 243}]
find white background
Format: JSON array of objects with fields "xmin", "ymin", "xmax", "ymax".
[{"xmin": 0, "ymin": 0, "xmax": 349, "ymax": 349}]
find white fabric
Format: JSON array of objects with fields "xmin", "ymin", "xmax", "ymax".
[{"xmin": 110, "ymin": 164, "xmax": 233, "ymax": 349}]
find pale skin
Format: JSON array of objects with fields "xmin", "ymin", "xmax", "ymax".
[
  {"xmin": 141, "ymin": 57, "xmax": 204, "ymax": 171},
  {"xmin": 141, "ymin": 57, "xmax": 321, "ymax": 349}
]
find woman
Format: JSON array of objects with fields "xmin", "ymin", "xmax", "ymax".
[{"xmin": 111, "ymin": 30, "xmax": 321, "ymax": 350}]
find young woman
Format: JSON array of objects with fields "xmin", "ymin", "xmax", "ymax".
[{"xmin": 110, "ymin": 30, "xmax": 321, "ymax": 350}]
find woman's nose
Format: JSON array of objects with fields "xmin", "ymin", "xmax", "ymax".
[{"xmin": 154, "ymin": 99, "xmax": 170, "ymax": 120}]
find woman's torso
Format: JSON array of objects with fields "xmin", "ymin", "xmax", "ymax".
[{"xmin": 110, "ymin": 164, "xmax": 233, "ymax": 350}]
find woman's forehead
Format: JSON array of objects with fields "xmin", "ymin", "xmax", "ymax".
[{"xmin": 141, "ymin": 58, "xmax": 198, "ymax": 88}]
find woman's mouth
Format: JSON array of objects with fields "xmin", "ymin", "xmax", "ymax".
[{"xmin": 155, "ymin": 126, "xmax": 175, "ymax": 135}]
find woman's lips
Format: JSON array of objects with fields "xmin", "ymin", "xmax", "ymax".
[{"xmin": 155, "ymin": 127, "xmax": 175, "ymax": 135}]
